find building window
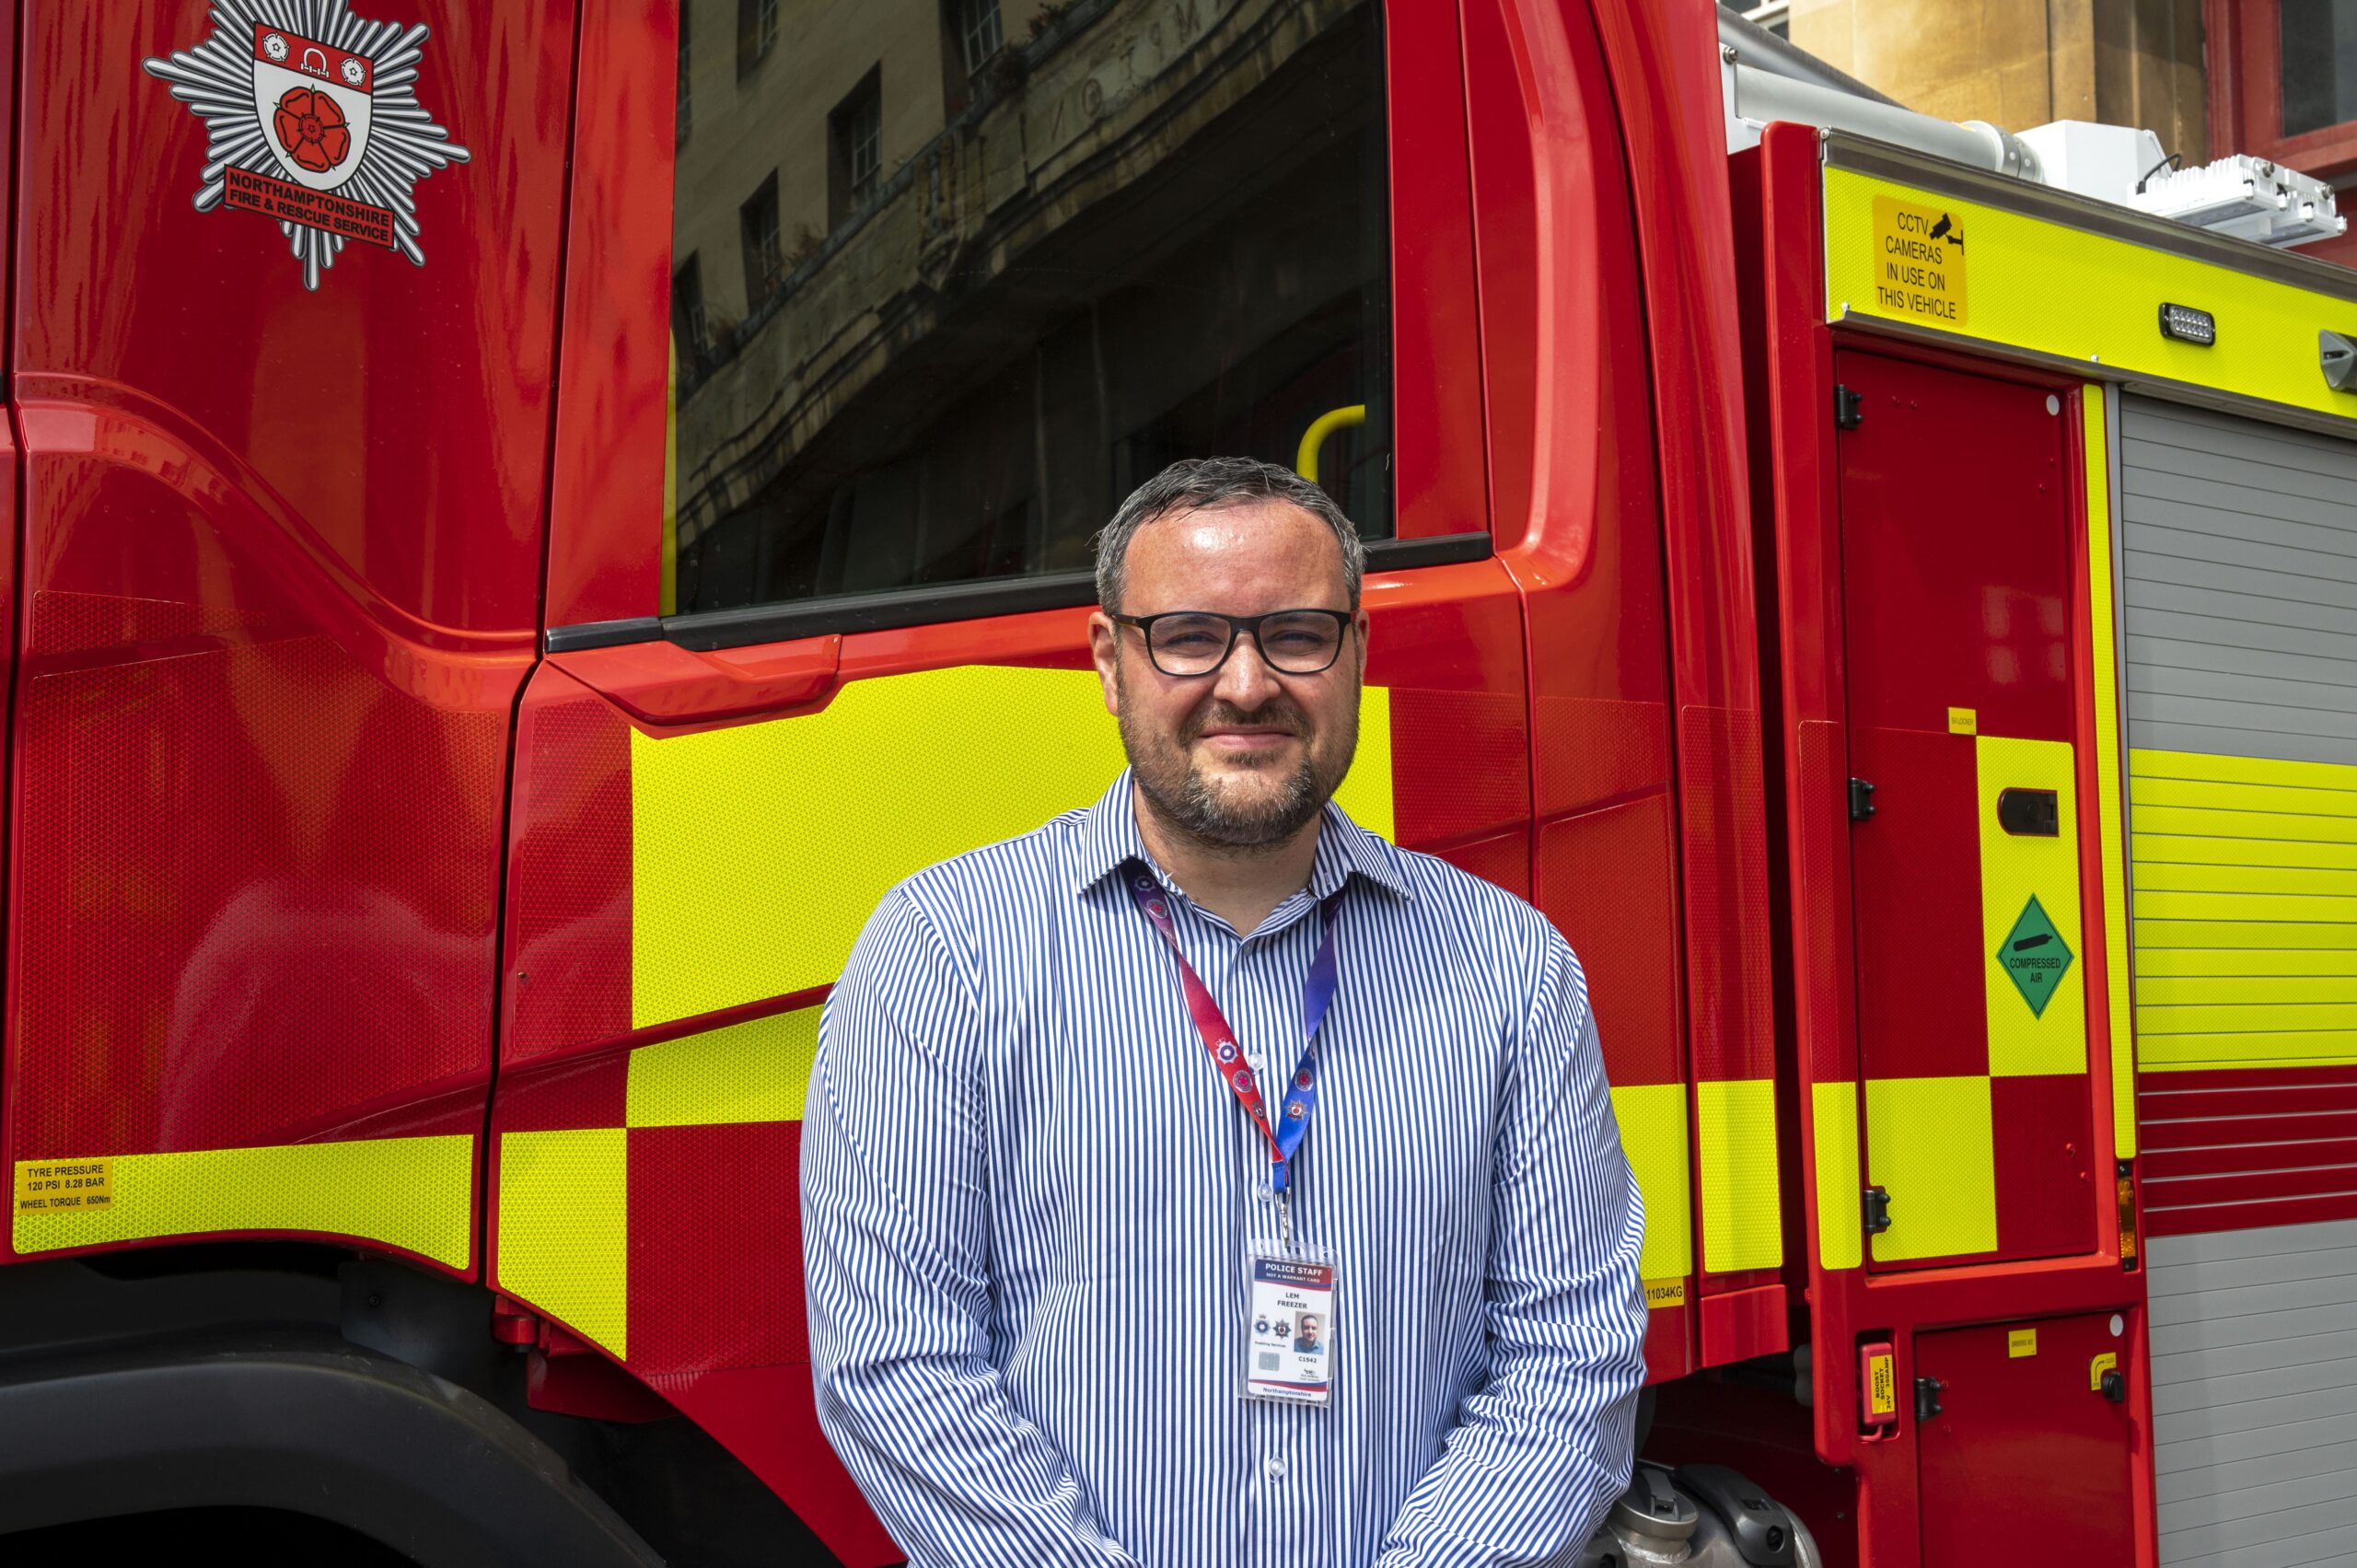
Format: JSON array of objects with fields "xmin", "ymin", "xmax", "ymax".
[
  {"xmin": 737, "ymin": 0, "xmax": 779, "ymax": 79},
  {"xmin": 675, "ymin": 3, "xmax": 692, "ymax": 145},
  {"xmin": 2281, "ymin": 0, "xmax": 2357, "ymax": 135},
  {"xmin": 672, "ymin": 254, "xmax": 707, "ymax": 368},
  {"xmin": 2209, "ymin": 0, "xmax": 2357, "ymax": 262},
  {"xmin": 958, "ymin": 0, "xmax": 1004, "ymax": 75},
  {"xmin": 828, "ymin": 67, "xmax": 884, "ymax": 226},
  {"xmin": 2211, "ymin": 0, "xmax": 2357, "ymax": 181},
  {"xmin": 740, "ymin": 173, "xmax": 784, "ymax": 307}
]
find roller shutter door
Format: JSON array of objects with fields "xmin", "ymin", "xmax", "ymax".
[
  {"xmin": 2118, "ymin": 394, "xmax": 2357, "ymax": 1568},
  {"xmin": 2119, "ymin": 397, "xmax": 2357, "ymax": 766}
]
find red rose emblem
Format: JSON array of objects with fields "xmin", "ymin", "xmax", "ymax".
[{"xmin": 273, "ymin": 87, "xmax": 352, "ymax": 173}]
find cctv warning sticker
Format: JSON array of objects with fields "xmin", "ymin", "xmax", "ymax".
[
  {"xmin": 1871, "ymin": 197, "xmax": 1968, "ymax": 327},
  {"xmin": 15, "ymin": 1158, "xmax": 114, "ymax": 1215}
]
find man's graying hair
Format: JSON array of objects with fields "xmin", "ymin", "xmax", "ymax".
[{"xmin": 1093, "ymin": 457, "xmax": 1367, "ymax": 613}]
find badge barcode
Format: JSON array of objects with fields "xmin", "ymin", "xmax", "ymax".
[{"xmin": 1256, "ymin": 1352, "xmax": 1281, "ymax": 1372}]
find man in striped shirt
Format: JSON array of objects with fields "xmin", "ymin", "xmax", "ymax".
[{"xmin": 802, "ymin": 459, "xmax": 1648, "ymax": 1566}]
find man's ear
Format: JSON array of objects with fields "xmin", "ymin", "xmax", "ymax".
[
  {"xmin": 1353, "ymin": 607, "xmax": 1372, "ymax": 677},
  {"xmin": 1088, "ymin": 611, "xmax": 1122, "ymax": 715}
]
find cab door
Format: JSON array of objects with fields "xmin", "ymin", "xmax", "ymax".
[
  {"xmin": 6, "ymin": 4, "xmax": 570, "ymax": 1277},
  {"xmin": 492, "ymin": 5, "xmax": 1522, "ymax": 1562}
]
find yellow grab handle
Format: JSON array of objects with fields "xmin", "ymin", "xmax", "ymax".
[{"xmin": 1295, "ymin": 404, "xmax": 1367, "ymax": 484}]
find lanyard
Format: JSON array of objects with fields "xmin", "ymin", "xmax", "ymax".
[{"xmin": 1124, "ymin": 862, "xmax": 1344, "ymax": 1241}]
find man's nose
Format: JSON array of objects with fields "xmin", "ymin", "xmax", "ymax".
[{"xmin": 1213, "ymin": 631, "xmax": 1282, "ymax": 707}]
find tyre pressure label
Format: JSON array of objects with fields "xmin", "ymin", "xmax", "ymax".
[
  {"xmin": 1871, "ymin": 196, "xmax": 1969, "ymax": 327},
  {"xmin": 15, "ymin": 1158, "xmax": 114, "ymax": 1214}
]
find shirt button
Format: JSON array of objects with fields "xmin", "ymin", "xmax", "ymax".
[{"xmin": 1263, "ymin": 1457, "xmax": 1286, "ymax": 1482}]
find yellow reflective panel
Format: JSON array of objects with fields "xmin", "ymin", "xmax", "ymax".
[
  {"xmin": 2131, "ymin": 775, "xmax": 2357, "ymax": 819},
  {"xmin": 1609, "ymin": 1081, "xmax": 1693, "ymax": 1290},
  {"xmin": 1697, "ymin": 1077, "xmax": 1782, "ymax": 1272},
  {"xmin": 2136, "ymin": 862, "xmax": 2357, "ymax": 895},
  {"xmin": 2132, "ymin": 806, "xmax": 2357, "ymax": 848},
  {"xmin": 1811, "ymin": 1080, "xmax": 1864, "ymax": 1272},
  {"xmin": 2128, "ymin": 741, "xmax": 2357, "ymax": 1048},
  {"xmin": 2137, "ymin": 889, "xmax": 2357, "ymax": 923},
  {"xmin": 1978, "ymin": 736, "xmax": 2088, "ymax": 1078},
  {"xmin": 497, "ymin": 1128, "xmax": 627, "ymax": 1357},
  {"xmin": 2082, "ymin": 389, "xmax": 2137, "ymax": 1157},
  {"xmin": 2139, "ymin": 974, "xmax": 2357, "ymax": 1003},
  {"xmin": 2133, "ymin": 748, "xmax": 2357, "ymax": 790},
  {"xmin": 2140, "ymin": 910, "xmax": 2357, "ymax": 947},
  {"xmin": 1825, "ymin": 165, "xmax": 2357, "ymax": 422},
  {"xmin": 628, "ymin": 1005, "xmax": 821, "ymax": 1128},
  {"xmin": 12, "ymin": 1136, "xmax": 472, "ymax": 1268},
  {"xmin": 2133, "ymin": 831, "xmax": 2357, "ymax": 871},
  {"xmin": 1865, "ymin": 1075, "xmax": 1997, "ymax": 1262},
  {"xmin": 631, "ymin": 665, "xmax": 1395, "ymax": 1029}
]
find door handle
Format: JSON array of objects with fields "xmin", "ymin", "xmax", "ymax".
[
  {"xmin": 1997, "ymin": 787, "xmax": 2059, "ymax": 835},
  {"xmin": 552, "ymin": 634, "xmax": 840, "ymax": 726}
]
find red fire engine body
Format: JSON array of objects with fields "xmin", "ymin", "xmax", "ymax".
[{"xmin": 5, "ymin": 1, "xmax": 2355, "ymax": 1564}]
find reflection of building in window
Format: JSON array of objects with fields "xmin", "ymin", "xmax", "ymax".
[
  {"xmin": 668, "ymin": 0, "xmax": 1392, "ymax": 616},
  {"xmin": 830, "ymin": 68, "xmax": 884, "ymax": 226},
  {"xmin": 674, "ymin": 3, "xmax": 691, "ymax": 146},
  {"xmin": 671, "ymin": 254, "xmax": 706, "ymax": 369},
  {"xmin": 737, "ymin": 0, "xmax": 780, "ymax": 79},
  {"xmin": 958, "ymin": 0, "xmax": 1004, "ymax": 75},
  {"xmin": 739, "ymin": 172, "xmax": 783, "ymax": 306}
]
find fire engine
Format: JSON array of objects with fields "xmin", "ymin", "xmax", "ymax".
[{"xmin": 3, "ymin": 1, "xmax": 2353, "ymax": 1563}]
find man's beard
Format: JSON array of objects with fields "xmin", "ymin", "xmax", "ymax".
[{"xmin": 1115, "ymin": 668, "xmax": 1359, "ymax": 852}]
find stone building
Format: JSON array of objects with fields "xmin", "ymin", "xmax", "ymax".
[{"xmin": 1732, "ymin": 0, "xmax": 2356, "ymax": 267}]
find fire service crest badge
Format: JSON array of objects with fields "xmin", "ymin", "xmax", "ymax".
[{"xmin": 144, "ymin": 3, "xmax": 469, "ymax": 291}]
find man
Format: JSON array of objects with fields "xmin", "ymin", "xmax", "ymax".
[
  {"xmin": 1294, "ymin": 1313, "xmax": 1325, "ymax": 1357},
  {"xmin": 802, "ymin": 458, "xmax": 1647, "ymax": 1566}
]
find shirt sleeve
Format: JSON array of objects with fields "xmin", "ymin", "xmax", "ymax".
[
  {"xmin": 1374, "ymin": 929, "xmax": 1650, "ymax": 1567},
  {"xmin": 801, "ymin": 887, "xmax": 1140, "ymax": 1568}
]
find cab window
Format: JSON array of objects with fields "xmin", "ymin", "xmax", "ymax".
[{"xmin": 665, "ymin": 0, "xmax": 1393, "ymax": 616}]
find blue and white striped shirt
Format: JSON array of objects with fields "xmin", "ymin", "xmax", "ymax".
[{"xmin": 802, "ymin": 773, "xmax": 1647, "ymax": 1567}]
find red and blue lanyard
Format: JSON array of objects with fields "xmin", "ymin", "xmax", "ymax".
[{"xmin": 1124, "ymin": 863, "xmax": 1344, "ymax": 1210}]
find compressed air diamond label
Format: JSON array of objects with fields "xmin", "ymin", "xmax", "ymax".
[{"xmin": 1996, "ymin": 895, "xmax": 2073, "ymax": 1018}]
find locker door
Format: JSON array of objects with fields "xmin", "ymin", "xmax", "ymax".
[
  {"xmin": 1915, "ymin": 1315, "xmax": 2136, "ymax": 1567},
  {"xmin": 1837, "ymin": 353, "xmax": 2099, "ymax": 1270}
]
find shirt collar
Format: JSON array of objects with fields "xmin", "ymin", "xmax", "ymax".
[{"xmin": 1070, "ymin": 769, "xmax": 1412, "ymax": 903}]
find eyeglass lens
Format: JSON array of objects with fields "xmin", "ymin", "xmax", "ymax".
[{"xmin": 1147, "ymin": 612, "xmax": 1343, "ymax": 676}]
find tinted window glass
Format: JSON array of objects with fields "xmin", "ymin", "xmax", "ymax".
[{"xmin": 665, "ymin": 0, "xmax": 1392, "ymax": 617}]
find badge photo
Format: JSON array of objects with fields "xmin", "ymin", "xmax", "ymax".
[{"xmin": 145, "ymin": 3, "xmax": 470, "ymax": 291}]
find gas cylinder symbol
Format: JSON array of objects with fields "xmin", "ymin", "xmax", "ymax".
[{"xmin": 301, "ymin": 46, "xmax": 330, "ymax": 77}]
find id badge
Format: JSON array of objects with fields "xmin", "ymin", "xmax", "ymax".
[{"xmin": 1244, "ymin": 1246, "xmax": 1337, "ymax": 1406}]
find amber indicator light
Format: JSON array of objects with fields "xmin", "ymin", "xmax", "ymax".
[{"xmin": 2117, "ymin": 1160, "xmax": 2140, "ymax": 1270}]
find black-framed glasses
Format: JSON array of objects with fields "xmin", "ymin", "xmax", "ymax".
[{"xmin": 1109, "ymin": 609, "xmax": 1353, "ymax": 678}]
